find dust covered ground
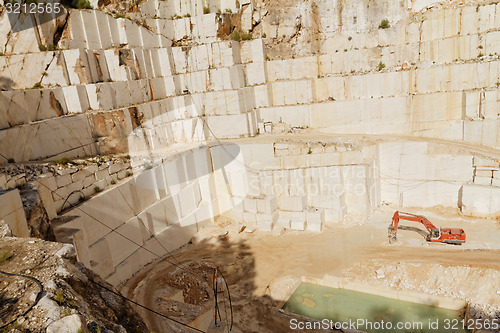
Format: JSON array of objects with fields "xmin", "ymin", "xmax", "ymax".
[{"xmin": 121, "ymin": 206, "xmax": 500, "ymax": 333}]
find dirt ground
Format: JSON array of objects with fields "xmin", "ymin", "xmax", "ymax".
[{"xmin": 121, "ymin": 206, "xmax": 500, "ymax": 333}]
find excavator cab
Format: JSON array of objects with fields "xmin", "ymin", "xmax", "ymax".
[{"xmin": 427, "ymin": 228, "xmax": 441, "ymax": 241}]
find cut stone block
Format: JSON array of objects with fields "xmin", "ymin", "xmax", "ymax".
[
  {"xmin": 0, "ymin": 189, "xmax": 30, "ymax": 237},
  {"xmin": 290, "ymin": 219, "xmax": 306, "ymax": 231},
  {"xmin": 290, "ymin": 211, "xmax": 306, "ymax": 220},
  {"xmin": 272, "ymin": 224, "xmax": 285, "ymax": 235},
  {"xmin": 324, "ymin": 207, "xmax": 347, "ymax": 223},
  {"xmin": 306, "ymin": 208, "xmax": 325, "ymax": 224},
  {"xmin": 80, "ymin": 10, "xmax": 102, "ymax": 49},
  {"xmin": 279, "ymin": 195, "xmax": 307, "ymax": 212},
  {"xmin": 306, "ymin": 220, "xmax": 322, "ymax": 232},
  {"xmin": 0, "ymin": 114, "xmax": 97, "ymax": 163},
  {"xmin": 231, "ymin": 196, "xmax": 245, "ymax": 213},
  {"xmin": 256, "ymin": 211, "xmax": 278, "ymax": 223},
  {"xmin": 257, "ymin": 220, "xmax": 274, "ymax": 232},
  {"xmin": 206, "ymin": 113, "xmax": 253, "ymax": 139},
  {"xmin": 260, "ymin": 105, "xmax": 311, "ymax": 128},
  {"xmin": 39, "ymin": 53, "xmax": 67, "ymax": 87},
  {"xmin": 246, "ymin": 62, "xmax": 267, "ymax": 86},
  {"xmin": 125, "ymin": 19, "xmax": 143, "ymax": 48},
  {"xmin": 475, "ymin": 170, "xmax": 494, "ymax": 178},
  {"xmin": 474, "ymin": 177, "xmax": 492, "ymax": 186},
  {"xmin": 276, "ymin": 218, "xmax": 291, "ymax": 229},
  {"xmin": 256, "ymin": 211, "xmax": 278, "ymax": 232},
  {"xmin": 0, "ymin": 53, "xmax": 54, "ymax": 89},
  {"xmin": 244, "ymin": 197, "xmax": 258, "ymax": 213},
  {"xmin": 461, "ymin": 184, "xmax": 500, "ymax": 216},
  {"xmin": 63, "ymin": 49, "xmax": 92, "ymax": 85},
  {"xmin": 3, "ymin": 13, "xmax": 40, "ymax": 54},
  {"xmin": 257, "ymin": 196, "xmax": 278, "ymax": 214},
  {"xmin": 243, "ymin": 211, "xmax": 257, "ymax": 225},
  {"xmin": 62, "ymin": 86, "xmax": 83, "ymax": 114},
  {"xmin": 473, "ymin": 157, "xmax": 499, "ymax": 168}
]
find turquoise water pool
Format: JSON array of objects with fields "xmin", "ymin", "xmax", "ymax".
[{"xmin": 282, "ymin": 283, "xmax": 468, "ymax": 333}]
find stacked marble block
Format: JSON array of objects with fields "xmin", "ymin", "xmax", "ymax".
[
  {"xmin": 241, "ymin": 196, "xmax": 279, "ymax": 232},
  {"xmin": 473, "ymin": 157, "xmax": 500, "ymax": 186},
  {"xmin": 277, "ymin": 195, "xmax": 325, "ymax": 232}
]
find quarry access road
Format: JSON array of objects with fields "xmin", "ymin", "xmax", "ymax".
[
  {"xmin": 221, "ymin": 131, "xmax": 500, "ymax": 159},
  {"xmin": 122, "ymin": 209, "xmax": 500, "ymax": 333},
  {"xmin": 367, "ymin": 246, "xmax": 500, "ymax": 267}
]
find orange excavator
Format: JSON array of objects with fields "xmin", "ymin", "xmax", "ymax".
[{"xmin": 388, "ymin": 211, "xmax": 466, "ymax": 245}]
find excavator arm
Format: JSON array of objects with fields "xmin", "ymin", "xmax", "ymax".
[{"xmin": 388, "ymin": 211, "xmax": 465, "ymax": 244}]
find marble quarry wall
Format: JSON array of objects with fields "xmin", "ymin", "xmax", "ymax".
[
  {"xmin": 55, "ymin": 137, "xmax": 499, "ymax": 285},
  {"xmin": 2, "ymin": 3, "xmax": 500, "ymax": 165},
  {"xmin": 57, "ymin": 146, "xmax": 218, "ymax": 285},
  {"xmin": 2, "ymin": 0, "xmax": 500, "ymax": 284}
]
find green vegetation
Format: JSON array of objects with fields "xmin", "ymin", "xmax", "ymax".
[
  {"xmin": 262, "ymin": 33, "xmax": 267, "ymax": 38},
  {"xmin": 61, "ymin": 308, "xmax": 72, "ymax": 317},
  {"xmin": 115, "ymin": 13, "xmax": 125, "ymax": 19},
  {"xmin": 184, "ymin": 13, "xmax": 191, "ymax": 18},
  {"xmin": 1, "ymin": 322, "xmax": 24, "ymax": 332},
  {"xmin": 48, "ymin": 44, "xmax": 57, "ymax": 51},
  {"xmin": 307, "ymin": 148, "xmax": 312, "ymax": 154},
  {"xmin": 54, "ymin": 158, "xmax": 74, "ymax": 165},
  {"xmin": 95, "ymin": 156, "xmax": 105, "ymax": 167},
  {"xmin": 39, "ymin": 44, "xmax": 47, "ymax": 51},
  {"xmin": 377, "ymin": 61, "xmax": 386, "ymax": 71},
  {"xmin": 241, "ymin": 32, "xmax": 253, "ymax": 40},
  {"xmin": 94, "ymin": 186, "xmax": 102, "ymax": 193},
  {"xmin": 53, "ymin": 291, "xmax": 65, "ymax": 305},
  {"xmin": 203, "ymin": 6, "xmax": 210, "ymax": 14},
  {"xmin": 231, "ymin": 30, "xmax": 241, "ymax": 41},
  {"xmin": 217, "ymin": 8, "xmax": 221, "ymax": 13},
  {"xmin": 378, "ymin": 18, "xmax": 390, "ymax": 29},
  {"xmin": 0, "ymin": 251, "xmax": 13, "ymax": 264},
  {"xmin": 125, "ymin": 171, "xmax": 132, "ymax": 177},
  {"xmin": 110, "ymin": 179, "xmax": 116, "ymax": 185},
  {"xmin": 32, "ymin": 82, "xmax": 43, "ymax": 89},
  {"xmin": 0, "ymin": 52, "xmax": 4, "ymax": 56},
  {"xmin": 72, "ymin": 0, "xmax": 92, "ymax": 9},
  {"xmin": 225, "ymin": 8, "xmax": 232, "ymax": 13}
]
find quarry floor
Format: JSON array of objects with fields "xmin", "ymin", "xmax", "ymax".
[{"xmin": 121, "ymin": 207, "xmax": 500, "ymax": 333}]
